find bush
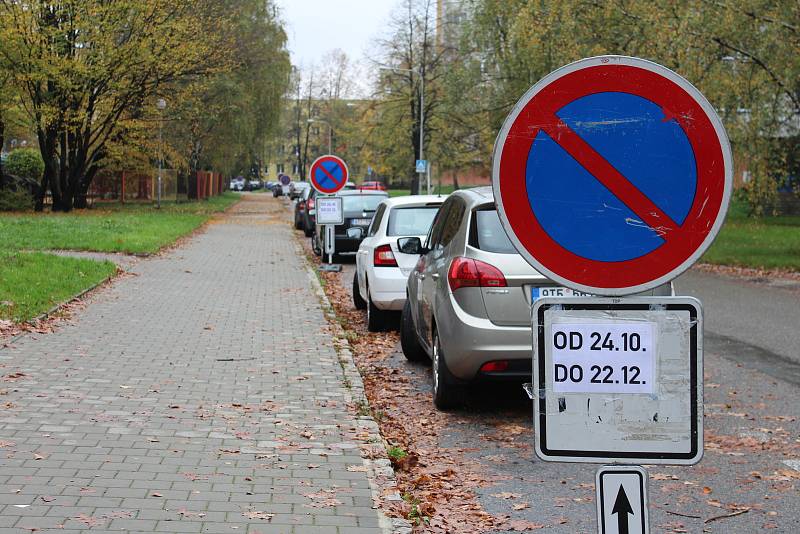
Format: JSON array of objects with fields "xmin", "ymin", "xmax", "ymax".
[
  {"xmin": 0, "ymin": 188, "xmax": 34, "ymax": 212},
  {"xmin": 4, "ymin": 148, "xmax": 44, "ymax": 183}
]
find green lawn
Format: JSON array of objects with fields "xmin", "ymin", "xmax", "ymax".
[
  {"xmin": 0, "ymin": 252, "xmax": 117, "ymax": 322},
  {"xmin": 702, "ymin": 201, "xmax": 800, "ymax": 271},
  {"xmin": 0, "ymin": 193, "xmax": 239, "ymax": 322},
  {"xmin": 0, "ymin": 193, "xmax": 238, "ymax": 255}
]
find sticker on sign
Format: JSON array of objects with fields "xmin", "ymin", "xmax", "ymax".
[
  {"xmin": 316, "ymin": 197, "xmax": 344, "ymax": 225},
  {"xmin": 551, "ymin": 322, "xmax": 656, "ymax": 394}
]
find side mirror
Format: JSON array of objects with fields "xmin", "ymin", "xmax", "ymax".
[
  {"xmin": 346, "ymin": 227, "xmax": 364, "ymax": 239},
  {"xmin": 397, "ymin": 237, "xmax": 426, "ymax": 255}
]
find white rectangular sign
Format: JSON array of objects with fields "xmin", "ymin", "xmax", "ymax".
[
  {"xmin": 551, "ymin": 322, "xmax": 655, "ymax": 394},
  {"xmin": 596, "ymin": 465, "xmax": 649, "ymax": 534},
  {"xmin": 532, "ymin": 297, "xmax": 703, "ymax": 465},
  {"xmin": 316, "ymin": 196, "xmax": 343, "ymax": 225}
]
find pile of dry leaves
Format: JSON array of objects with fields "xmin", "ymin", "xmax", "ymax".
[{"xmin": 317, "ymin": 267, "xmax": 543, "ymax": 533}]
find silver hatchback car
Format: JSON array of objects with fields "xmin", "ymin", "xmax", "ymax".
[{"xmin": 399, "ymin": 187, "xmax": 672, "ymax": 409}]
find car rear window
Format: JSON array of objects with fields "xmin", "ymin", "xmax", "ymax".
[
  {"xmin": 342, "ymin": 195, "xmax": 387, "ymax": 212},
  {"xmin": 470, "ymin": 209, "xmax": 517, "ymax": 254},
  {"xmin": 386, "ymin": 206, "xmax": 440, "ymax": 236}
]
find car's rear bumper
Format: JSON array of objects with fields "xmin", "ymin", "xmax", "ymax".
[
  {"xmin": 436, "ymin": 297, "xmax": 533, "ymax": 383},
  {"xmin": 368, "ymin": 267, "xmax": 409, "ymax": 311}
]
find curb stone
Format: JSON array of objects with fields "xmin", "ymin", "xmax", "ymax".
[{"xmin": 295, "ymin": 238, "xmax": 414, "ymax": 534}]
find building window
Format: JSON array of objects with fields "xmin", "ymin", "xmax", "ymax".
[
  {"xmin": 292, "ymin": 163, "xmax": 299, "ymax": 175},
  {"xmin": 277, "ymin": 164, "xmax": 284, "ymax": 174}
]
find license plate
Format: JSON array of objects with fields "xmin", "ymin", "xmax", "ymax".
[
  {"xmin": 531, "ymin": 286, "xmax": 591, "ymax": 301},
  {"xmin": 351, "ymin": 218, "xmax": 371, "ymax": 226}
]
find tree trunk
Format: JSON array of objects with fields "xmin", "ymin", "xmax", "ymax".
[
  {"xmin": 452, "ymin": 171, "xmax": 459, "ymax": 190},
  {"xmin": 0, "ymin": 115, "xmax": 5, "ymax": 189},
  {"xmin": 73, "ymin": 163, "xmax": 98, "ymax": 209}
]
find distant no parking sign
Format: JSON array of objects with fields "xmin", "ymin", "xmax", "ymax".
[
  {"xmin": 492, "ymin": 56, "xmax": 733, "ymax": 296},
  {"xmin": 309, "ymin": 155, "xmax": 348, "ymax": 195}
]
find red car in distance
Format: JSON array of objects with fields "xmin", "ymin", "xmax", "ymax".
[{"xmin": 358, "ymin": 181, "xmax": 387, "ymax": 191}]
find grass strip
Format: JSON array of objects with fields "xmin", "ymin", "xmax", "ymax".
[
  {"xmin": 702, "ymin": 201, "xmax": 800, "ymax": 271},
  {"xmin": 0, "ymin": 193, "xmax": 239, "ymax": 255},
  {"xmin": 0, "ymin": 251, "xmax": 117, "ymax": 322}
]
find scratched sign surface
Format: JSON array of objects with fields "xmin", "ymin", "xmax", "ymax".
[
  {"xmin": 532, "ymin": 297, "xmax": 703, "ymax": 465},
  {"xmin": 492, "ymin": 56, "xmax": 732, "ymax": 296}
]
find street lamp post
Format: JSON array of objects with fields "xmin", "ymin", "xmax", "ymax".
[
  {"xmin": 307, "ymin": 118, "xmax": 332, "ymax": 154},
  {"xmin": 156, "ymin": 98, "xmax": 167, "ymax": 209},
  {"xmin": 379, "ymin": 66, "xmax": 427, "ymax": 194}
]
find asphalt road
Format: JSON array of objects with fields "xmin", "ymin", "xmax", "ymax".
[
  {"xmin": 675, "ymin": 270, "xmax": 800, "ymax": 386},
  {"xmin": 333, "ymin": 256, "xmax": 800, "ymax": 533}
]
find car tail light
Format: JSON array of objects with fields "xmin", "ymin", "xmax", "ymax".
[
  {"xmin": 307, "ymin": 197, "xmax": 315, "ymax": 210},
  {"xmin": 448, "ymin": 257, "xmax": 507, "ymax": 291},
  {"xmin": 480, "ymin": 360, "xmax": 510, "ymax": 373},
  {"xmin": 374, "ymin": 244, "xmax": 398, "ymax": 267}
]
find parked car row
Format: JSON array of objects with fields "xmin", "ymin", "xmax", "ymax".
[
  {"xmin": 288, "ymin": 185, "xmax": 673, "ymax": 410},
  {"xmin": 230, "ymin": 177, "xmax": 264, "ymax": 191}
]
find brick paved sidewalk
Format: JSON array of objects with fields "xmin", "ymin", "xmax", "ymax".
[{"xmin": 0, "ymin": 195, "xmax": 391, "ymax": 533}]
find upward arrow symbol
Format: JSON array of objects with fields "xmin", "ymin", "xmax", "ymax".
[{"xmin": 612, "ymin": 485, "xmax": 634, "ymax": 534}]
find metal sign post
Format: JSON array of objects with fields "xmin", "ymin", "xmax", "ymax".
[
  {"xmin": 309, "ymin": 154, "xmax": 348, "ymax": 273},
  {"xmin": 315, "ymin": 196, "xmax": 343, "ymax": 272},
  {"xmin": 491, "ymin": 56, "xmax": 734, "ymax": 534}
]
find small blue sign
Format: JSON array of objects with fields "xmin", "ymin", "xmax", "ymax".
[{"xmin": 416, "ymin": 159, "xmax": 428, "ymax": 173}]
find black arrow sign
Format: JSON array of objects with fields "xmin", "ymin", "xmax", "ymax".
[{"xmin": 612, "ymin": 484, "xmax": 634, "ymax": 534}]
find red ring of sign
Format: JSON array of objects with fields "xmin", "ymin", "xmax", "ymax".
[
  {"xmin": 497, "ymin": 63, "xmax": 727, "ymax": 291},
  {"xmin": 310, "ymin": 155, "xmax": 349, "ymax": 194}
]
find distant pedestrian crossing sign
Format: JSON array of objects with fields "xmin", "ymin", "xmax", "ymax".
[
  {"xmin": 416, "ymin": 159, "xmax": 427, "ymax": 173},
  {"xmin": 492, "ymin": 55, "xmax": 733, "ymax": 296}
]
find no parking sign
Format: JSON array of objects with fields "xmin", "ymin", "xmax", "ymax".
[
  {"xmin": 309, "ymin": 155, "xmax": 348, "ymax": 195},
  {"xmin": 493, "ymin": 57, "xmax": 732, "ymax": 531},
  {"xmin": 492, "ymin": 56, "xmax": 733, "ymax": 296}
]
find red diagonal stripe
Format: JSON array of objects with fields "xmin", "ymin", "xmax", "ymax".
[
  {"xmin": 318, "ymin": 163, "xmax": 343, "ymax": 185},
  {"xmin": 540, "ymin": 116, "xmax": 680, "ymax": 238}
]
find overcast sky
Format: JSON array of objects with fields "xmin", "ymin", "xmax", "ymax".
[{"xmin": 276, "ymin": 0, "xmax": 397, "ymax": 70}]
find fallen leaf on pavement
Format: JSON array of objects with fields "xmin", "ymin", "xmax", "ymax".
[{"xmin": 493, "ymin": 492, "xmax": 522, "ymax": 500}]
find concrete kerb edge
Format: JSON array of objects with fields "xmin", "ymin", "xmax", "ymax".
[{"xmin": 294, "ymin": 239, "xmax": 413, "ymax": 534}]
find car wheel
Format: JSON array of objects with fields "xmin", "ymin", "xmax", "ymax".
[
  {"xmin": 366, "ymin": 288, "xmax": 386, "ymax": 332},
  {"xmin": 312, "ymin": 234, "xmax": 322, "ymax": 256},
  {"xmin": 353, "ymin": 272, "xmax": 367, "ymax": 310},
  {"xmin": 304, "ymin": 224, "xmax": 314, "ymax": 238},
  {"xmin": 400, "ymin": 300, "xmax": 427, "ymax": 362},
  {"xmin": 432, "ymin": 327, "xmax": 464, "ymax": 410}
]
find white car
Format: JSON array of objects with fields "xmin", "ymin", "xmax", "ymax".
[{"xmin": 353, "ymin": 195, "xmax": 445, "ymax": 331}]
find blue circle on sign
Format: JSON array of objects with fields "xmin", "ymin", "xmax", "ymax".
[
  {"xmin": 526, "ymin": 92, "xmax": 697, "ymax": 262},
  {"xmin": 314, "ymin": 161, "xmax": 345, "ymax": 190}
]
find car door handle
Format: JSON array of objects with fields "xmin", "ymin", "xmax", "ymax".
[
  {"xmin": 419, "ymin": 273, "xmax": 426, "ymax": 280},
  {"xmin": 431, "ymin": 273, "xmax": 440, "ymax": 280}
]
